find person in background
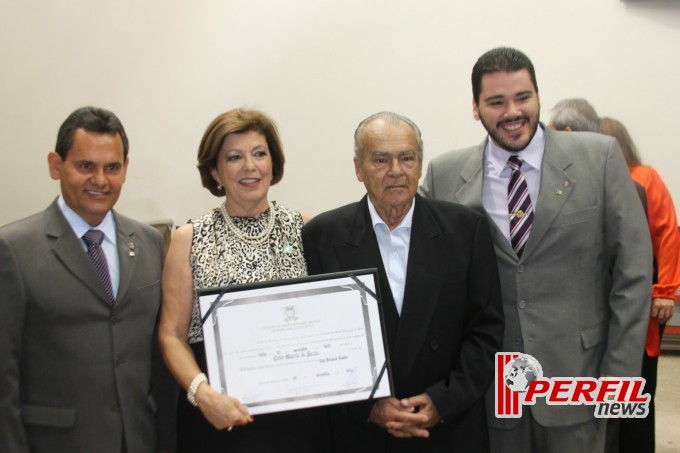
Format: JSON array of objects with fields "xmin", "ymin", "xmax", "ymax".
[
  {"xmin": 0, "ymin": 106, "xmax": 175, "ymax": 453},
  {"xmin": 600, "ymin": 116, "xmax": 680, "ymax": 453},
  {"xmin": 302, "ymin": 111, "xmax": 504, "ymax": 452},
  {"xmin": 547, "ymin": 98, "xmax": 648, "ymax": 214},
  {"xmin": 158, "ymin": 108, "xmax": 330, "ymax": 453},
  {"xmin": 420, "ymin": 47, "xmax": 652, "ymax": 453},
  {"xmin": 548, "ymin": 98, "xmax": 601, "ymax": 133}
]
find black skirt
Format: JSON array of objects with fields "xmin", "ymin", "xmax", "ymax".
[{"xmin": 176, "ymin": 342, "xmax": 332, "ymax": 453}]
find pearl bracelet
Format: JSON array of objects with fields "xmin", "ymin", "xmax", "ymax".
[{"xmin": 187, "ymin": 373, "xmax": 207, "ymax": 407}]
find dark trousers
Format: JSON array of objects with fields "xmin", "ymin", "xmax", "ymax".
[{"xmin": 606, "ymin": 326, "xmax": 663, "ymax": 453}]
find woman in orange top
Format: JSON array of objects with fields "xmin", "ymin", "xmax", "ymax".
[{"xmin": 601, "ymin": 117, "xmax": 680, "ymax": 453}]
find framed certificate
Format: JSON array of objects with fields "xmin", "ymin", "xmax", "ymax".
[{"xmin": 197, "ymin": 269, "xmax": 393, "ymax": 415}]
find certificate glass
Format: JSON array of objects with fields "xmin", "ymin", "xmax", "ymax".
[{"xmin": 197, "ymin": 269, "xmax": 392, "ymax": 415}]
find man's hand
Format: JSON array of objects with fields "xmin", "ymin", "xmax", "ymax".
[
  {"xmin": 369, "ymin": 393, "xmax": 441, "ymax": 439},
  {"xmin": 651, "ymin": 298, "xmax": 675, "ymax": 324}
]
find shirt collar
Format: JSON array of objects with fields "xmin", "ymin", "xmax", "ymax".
[
  {"xmin": 366, "ymin": 196, "xmax": 415, "ymax": 231},
  {"xmin": 57, "ymin": 195, "xmax": 116, "ymax": 243},
  {"xmin": 485, "ymin": 125, "xmax": 546, "ymax": 176}
]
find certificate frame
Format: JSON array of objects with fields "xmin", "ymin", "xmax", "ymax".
[{"xmin": 197, "ymin": 269, "xmax": 393, "ymax": 415}]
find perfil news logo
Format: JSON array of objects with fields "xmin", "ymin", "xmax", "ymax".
[{"xmin": 495, "ymin": 353, "xmax": 650, "ymax": 419}]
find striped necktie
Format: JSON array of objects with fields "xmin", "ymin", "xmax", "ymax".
[
  {"xmin": 83, "ymin": 229, "xmax": 115, "ymax": 303},
  {"xmin": 507, "ymin": 156, "xmax": 534, "ymax": 257}
]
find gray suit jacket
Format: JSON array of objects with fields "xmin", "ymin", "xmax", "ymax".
[
  {"xmin": 420, "ymin": 129, "xmax": 652, "ymax": 428},
  {"xmin": 0, "ymin": 199, "xmax": 172, "ymax": 453}
]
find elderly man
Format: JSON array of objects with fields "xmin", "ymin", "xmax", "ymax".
[
  {"xmin": 0, "ymin": 106, "xmax": 175, "ymax": 453},
  {"xmin": 420, "ymin": 47, "xmax": 652, "ymax": 453},
  {"xmin": 302, "ymin": 111, "xmax": 503, "ymax": 452}
]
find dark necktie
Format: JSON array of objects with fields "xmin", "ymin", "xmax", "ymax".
[
  {"xmin": 83, "ymin": 229, "xmax": 115, "ymax": 302},
  {"xmin": 507, "ymin": 156, "xmax": 534, "ymax": 257}
]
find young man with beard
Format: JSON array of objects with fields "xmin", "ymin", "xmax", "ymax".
[{"xmin": 420, "ymin": 47, "xmax": 652, "ymax": 453}]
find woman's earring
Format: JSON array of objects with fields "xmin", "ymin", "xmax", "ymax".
[{"xmin": 217, "ymin": 184, "xmax": 223, "ymax": 191}]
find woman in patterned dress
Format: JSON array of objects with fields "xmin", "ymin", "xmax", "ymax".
[{"xmin": 159, "ymin": 109, "xmax": 330, "ymax": 452}]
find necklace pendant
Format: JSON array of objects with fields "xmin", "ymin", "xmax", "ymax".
[{"xmin": 282, "ymin": 244, "xmax": 294, "ymax": 255}]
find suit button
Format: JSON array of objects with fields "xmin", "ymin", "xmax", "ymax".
[
  {"xmin": 111, "ymin": 402, "xmax": 119, "ymax": 411},
  {"xmin": 517, "ymin": 265, "xmax": 524, "ymax": 273},
  {"xmin": 518, "ymin": 300, "xmax": 527, "ymax": 309},
  {"xmin": 115, "ymin": 356, "xmax": 126, "ymax": 366},
  {"xmin": 430, "ymin": 340, "xmax": 439, "ymax": 350},
  {"xmin": 514, "ymin": 338, "xmax": 523, "ymax": 347}
]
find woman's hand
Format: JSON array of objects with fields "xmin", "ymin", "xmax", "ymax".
[{"xmin": 195, "ymin": 382, "xmax": 252, "ymax": 430}]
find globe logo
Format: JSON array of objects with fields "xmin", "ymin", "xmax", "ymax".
[{"xmin": 503, "ymin": 354, "xmax": 543, "ymax": 393}]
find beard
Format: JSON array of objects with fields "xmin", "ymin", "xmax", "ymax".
[{"xmin": 480, "ymin": 110, "xmax": 540, "ymax": 152}]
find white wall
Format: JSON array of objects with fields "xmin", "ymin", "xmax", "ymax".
[{"xmin": 2, "ymin": 0, "xmax": 680, "ymax": 226}]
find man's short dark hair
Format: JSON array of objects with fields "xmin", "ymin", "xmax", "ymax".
[
  {"xmin": 472, "ymin": 47, "xmax": 538, "ymax": 104},
  {"xmin": 55, "ymin": 106, "xmax": 129, "ymax": 159}
]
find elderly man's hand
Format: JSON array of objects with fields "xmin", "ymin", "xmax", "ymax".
[{"xmin": 369, "ymin": 393, "xmax": 441, "ymax": 439}]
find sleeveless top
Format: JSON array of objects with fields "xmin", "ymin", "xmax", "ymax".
[{"xmin": 187, "ymin": 202, "xmax": 307, "ymax": 343}]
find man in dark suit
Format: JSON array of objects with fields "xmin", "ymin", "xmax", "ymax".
[
  {"xmin": 302, "ymin": 111, "xmax": 504, "ymax": 452},
  {"xmin": 420, "ymin": 48, "xmax": 652, "ymax": 453},
  {"xmin": 0, "ymin": 106, "xmax": 175, "ymax": 452}
]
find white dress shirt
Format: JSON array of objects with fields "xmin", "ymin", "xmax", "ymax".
[
  {"xmin": 367, "ymin": 197, "xmax": 414, "ymax": 315},
  {"xmin": 57, "ymin": 195, "xmax": 120, "ymax": 298},
  {"xmin": 482, "ymin": 126, "xmax": 546, "ymax": 245}
]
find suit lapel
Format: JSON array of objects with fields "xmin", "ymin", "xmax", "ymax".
[
  {"xmin": 332, "ymin": 197, "xmax": 400, "ymax": 349},
  {"xmin": 392, "ymin": 197, "xmax": 444, "ymax": 378},
  {"xmin": 114, "ymin": 212, "xmax": 137, "ymax": 306},
  {"xmin": 453, "ymin": 142, "xmax": 486, "ymax": 213},
  {"xmin": 45, "ymin": 201, "xmax": 113, "ymax": 305},
  {"xmin": 454, "ymin": 142, "xmax": 516, "ymax": 261},
  {"xmin": 521, "ymin": 130, "xmax": 574, "ymax": 259}
]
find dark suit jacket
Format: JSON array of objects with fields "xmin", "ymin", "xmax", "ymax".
[
  {"xmin": 420, "ymin": 129, "xmax": 652, "ymax": 428},
  {"xmin": 0, "ymin": 200, "xmax": 176, "ymax": 453},
  {"xmin": 302, "ymin": 194, "xmax": 503, "ymax": 453}
]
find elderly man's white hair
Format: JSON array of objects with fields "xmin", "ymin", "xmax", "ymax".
[{"xmin": 353, "ymin": 111, "xmax": 424, "ymax": 163}]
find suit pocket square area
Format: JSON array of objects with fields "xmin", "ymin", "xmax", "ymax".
[
  {"xmin": 136, "ymin": 279, "xmax": 161, "ymax": 297},
  {"xmin": 21, "ymin": 404, "xmax": 76, "ymax": 428},
  {"xmin": 580, "ymin": 323, "xmax": 607, "ymax": 350},
  {"xmin": 556, "ymin": 205, "xmax": 600, "ymax": 227}
]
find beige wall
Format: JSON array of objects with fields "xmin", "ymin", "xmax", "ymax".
[{"xmin": 2, "ymin": 0, "xmax": 680, "ymax": 226}]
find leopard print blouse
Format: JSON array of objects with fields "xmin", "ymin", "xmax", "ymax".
[{"xmin": 187, "ymin": 202, "xmax": 307, "ymax": 344}]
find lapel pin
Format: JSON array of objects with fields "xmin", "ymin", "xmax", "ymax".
[{"xmin": 128, "ymin": 242, "xmax": 136, "ymax": 257}]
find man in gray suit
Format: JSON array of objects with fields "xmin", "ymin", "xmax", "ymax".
[
  {"xmin": 420, "ymin": 48, "xmax": 652, "ymax": 453},
  {"xmin": 0, "ymin": 107, "xmax": 175, "ymax": 452}
]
